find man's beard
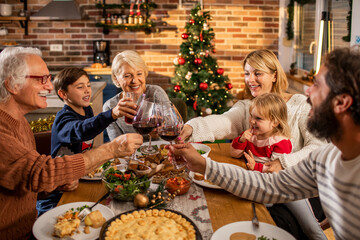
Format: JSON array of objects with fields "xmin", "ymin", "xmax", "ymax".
[{"xmin": 307, "ymin": 96, "xmax": 341, "ymax": 141}]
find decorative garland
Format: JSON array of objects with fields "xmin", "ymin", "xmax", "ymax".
[{"xmin": 342, "ymin": 0, "xmax": 352, "ymax": 42}]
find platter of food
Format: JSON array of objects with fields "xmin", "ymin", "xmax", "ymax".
[
  {"xmin": 99, "ymin": 208, "xmax": 202, "ymax": 240},
  {"xmin": 80, "ymin": 158, "xmax": 126, "ymax": 180},
  {"xmin": 32, "ymin": 201, "xmax": 114, "ymax": 240},
  {"xmin": 211, "ymin": 221, "xmax": 296, "ymax": 240}
]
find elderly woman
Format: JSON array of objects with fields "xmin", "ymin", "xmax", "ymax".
[
  {"xmin": 178, "ymin": 49, "xmax": 327, "ymax": 239},
  {"xmin": 103, "ymin": 50, "xmax": 170, "ymax": 141}
]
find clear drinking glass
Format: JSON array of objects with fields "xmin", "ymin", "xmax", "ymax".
[
  {"xmin": 157, "ymin": 102, "xmax": 185, "ymax": 169},
  {"xmin": 133, "ymin": 99, "xmax": 159, "ymax": 155}
]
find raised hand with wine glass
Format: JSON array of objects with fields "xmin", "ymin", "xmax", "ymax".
[{"xmin": 158, "ymin": 102, "xmax": 185, "ymax": 169}]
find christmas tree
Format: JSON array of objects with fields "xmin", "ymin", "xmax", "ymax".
[{"xmin": 168, "ymin": 4, "xmax": 233, "ymax": 118}]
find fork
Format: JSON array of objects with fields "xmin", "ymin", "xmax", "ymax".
[
  {"xmin": 251, "ymin": 202, "xmax": 259, "ymax": 227},
  {"xmin": 78, "ymin": 192, "xmax": 110, "ymax": 221}
]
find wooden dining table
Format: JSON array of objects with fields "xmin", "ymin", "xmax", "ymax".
[{"xmin": 58, "ymin": 142, "xmax": 275, "ymax": 233}]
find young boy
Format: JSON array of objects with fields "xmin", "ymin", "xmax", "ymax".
[{"xmin": 51, "ymin": 67, "xmax": 122, "ymax": 157}]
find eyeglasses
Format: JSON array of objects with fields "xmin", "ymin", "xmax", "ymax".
[{"xmin": 26, "ymin": 74, "xmax": 52, "ymax": 85}]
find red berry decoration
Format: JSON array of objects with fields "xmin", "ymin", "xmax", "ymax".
[
  {"xmin": 181, "ymin": 33, "xmax": 189, "ymax": 39},
  {"xmin": 217, "ymin": 68, "xmax": 224, "ymax": 75},
  {"xmin": 189, "ymin": 19, "xmax": 195, "ymax": 24},
  {"xmin": 174, "ymin": 85, "xmax": 181, "ymax": 92},
  {"xmin": 178, "ymin": 57, "xmax": 185, "ymax": 65},
  {"xmin": 194, "ymin": 58, "xmax": 202, "ymax": 65},
  {"xmin": 199, "ymin": 82, "xmax": 208, "ymax": 91},
  {"xmin": 226, "ymin": 83, "xmax": 233, "ymax": 90},
  {"xmin": 193, "ymin": 101, "xmax": 197, "ymax": 110}
]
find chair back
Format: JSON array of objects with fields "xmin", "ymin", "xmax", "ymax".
[
  {"xmin": 169, "ymin": 98, "xmax": 188, "ymax": 123},
  {"xmin": 33, "ymin": 130, "xmax": 52, "ymax": 155}
]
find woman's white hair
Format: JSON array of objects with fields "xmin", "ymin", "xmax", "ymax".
[
  {"xmin": 0, "ymin": 47, "xmax": 42, "ymax": 103},
  {"xmin": 111, "ymin": 50, "xmax": 148, "ymax": 88}
]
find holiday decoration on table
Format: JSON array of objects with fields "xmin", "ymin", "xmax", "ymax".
[{"xmin": 168, "ymin": 3, "xmax": 233, "ymax": 116}]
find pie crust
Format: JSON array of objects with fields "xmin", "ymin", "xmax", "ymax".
[{"xmin": 104, "ymin": 209, "xmax": 196, "ymax": 240}]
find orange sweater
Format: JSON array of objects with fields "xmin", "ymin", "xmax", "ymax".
[{"xmin": 0, "ymin": 109, "xmax": 85, "ymax": 239}]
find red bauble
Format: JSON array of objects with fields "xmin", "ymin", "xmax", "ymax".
[
  {"xmin": 194, "ymin": 58, "xmax": 202, "ymax": 65},
  {"xmin": 212, "ymin": 48, "xmax": 216, "ymax": 53},
  {"xmin": 174, "ymin": 85, "xmax": 181, "ymax": 92},
  {"xmin": 217, "ymin": 68, "xmax": 224, "ymax": 75},
  {"xmin": 181, "ymin": 33, "xmax": 189, "ymax": 39},
  {"xmin": 178, "ymin": 57, "xmax": 185, "ymax": 65},
  {"xmin": 199, "ymin": 82, "xmax": 208, "ymax": 91},
  {"xmin": 193, "ymin": 101, "xmax": 197, "ymax": 110},
  {"xmin": 189, "ymin": 19, "xmax": 195, "ymax": 24},
  {"xmin": 226, "ymin": 83, "xmax": 233, "ymax": 90}
]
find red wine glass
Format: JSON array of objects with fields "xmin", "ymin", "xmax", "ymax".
[
  {"xmin": 158, "ymin": 102, "xmax": 184, "ymax": 169},
  {"xmin": 133, "ymin": 100, "xmax": 159, "ymax": 155}
]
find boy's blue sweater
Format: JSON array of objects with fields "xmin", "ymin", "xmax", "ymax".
[{"xmin": 51, "ymin": 105, "xmax": 115, "ymax": 157}]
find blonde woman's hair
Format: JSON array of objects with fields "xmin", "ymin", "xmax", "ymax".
[
  {"xmin": 111, "ymin": 50, "xmax": 148, "ymax": 88},
  {"xmin": 243, "ymin": 49, "xmax": 288, "ymax": 99},
  {"xmin": 249, "ymin": 93, "xmax": 291, "ymax": 138}
]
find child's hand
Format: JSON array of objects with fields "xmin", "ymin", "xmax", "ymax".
[
  {"xmin": 244, "ymin": 150, "xmax": 255, "ymax": 170},
  {"xmin": 112, "ymin": 97, "xmax": 137, "ymax": 119},
  {"xmin": 263, "ymin": 159, "xmax": 284, "ymax": 173},
  {"xmin": 240, "ymin": 128, "xmax": 253, "ymax": 143}
]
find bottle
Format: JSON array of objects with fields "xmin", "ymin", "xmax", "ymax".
[
  {"xmin": 128, "ymin": 15, "xmax": 134, "ymax": 24},
  {"xmin": 134, "ymin": 15, "xmax": 139, "ymax": 25},
  {"xmin": 138, "ymin": 15, "xmax": 144, "ymax": 24},
  {"xmin": 106, "ymin": 13, "xmax": 111, "ymax": 25}
]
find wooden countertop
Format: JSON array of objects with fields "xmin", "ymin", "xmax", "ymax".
[
  {"xmin": 58, "ymin": 143, "xmax": 275, "ymax": 232},
  {"xmin": 83, "ymin": 66, "xmax": 112, "ymax": 75}
]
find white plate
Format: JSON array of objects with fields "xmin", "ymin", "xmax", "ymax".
[
  {"xmin": 190, "ymin": 143, "xmax": 211, "ymax": 157},
  {"xmin": 211, "ymin": 221, "xmax": 296, "ymax": 240},
  {"xmin": 190, "ymin": 163, "xmax": 242, "ymax": 189},
  {"xmin": 189, "ymin": 171, "xmax": 222, "ymax": 189},
  {"xmin": 32, "ymin": 201, "xmax": 114, "ymax": 240}
]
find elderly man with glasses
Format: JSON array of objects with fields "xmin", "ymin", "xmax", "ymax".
[{"xmin": 0, "ymin": 47, "xmax": 143, "ymax": 239}]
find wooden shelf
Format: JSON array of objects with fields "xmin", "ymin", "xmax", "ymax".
[
  {"xmin": 0, "ymin": 16, "xmax": 28, "ymax": 21},
  {"xmin": 0, "ymin": 0, "xmax": 29, "ymax": 35},
  {"xmin": 286, "ymin": 73, "xmax": 313, "ymax": 87}
]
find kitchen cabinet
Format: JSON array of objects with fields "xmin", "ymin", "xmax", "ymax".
[
  {"xmin": 95, "ymin": 0, "xmax": 156, "ymax": 34},
  {"xmin": 0, "ymin": 0, "xmax": 29, "ymax": 35}
]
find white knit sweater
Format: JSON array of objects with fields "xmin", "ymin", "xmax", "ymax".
[
  {"xmin": 205, "ymin": 143, "xmax": 360, "ymax": 240},
  {"xmin": 187, "ymin": 94, "xmax": 326, "ymax": 167}
]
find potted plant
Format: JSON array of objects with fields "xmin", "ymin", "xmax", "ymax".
[
  {"xmin": 307, "ymin": 68, "xmax": 316, "ymax": 82},
  {"xmin": 289, "ymin": 62, "xmax": 297, "ymax": 75}
]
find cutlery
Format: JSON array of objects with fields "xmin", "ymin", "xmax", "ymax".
[
  {"xmin": 78, "ymin": 192, "xmax": 110, "ymax": 221},
  {"xmin": 251, "ymin": 202, "xmax": 259, "ymax": 227}
]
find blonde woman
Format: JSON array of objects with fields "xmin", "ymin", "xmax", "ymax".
[
  {"xmin": 179, "ymin": 49, "xmax": 326, "ymax": 172},
  {"xmin": 103, "ymin": 50, "xmax": 170, "ymax": 141}
]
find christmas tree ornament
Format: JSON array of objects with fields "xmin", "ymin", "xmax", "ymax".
[
  {"xmin": 189, "ymin": 19, "xmax": 195, "ymax": 24},
  {"xmin": 199, "ymin": 82, "xmax": 208, "ymax": 90},
  {"xmin": 193, "ymin": 35, "xmax": 199, "ymax": 40},
  {"xmin": 189, "ymin": 50, "xmax": 194, "ymax": 55},
  {"xmin": 212, "ymin": 48, "xmax": 216, "ymax": 53},
  {"xmin": 178, "ymin": 57, "xmax": 185, "ymax": 65},
  {"xmin": 200, "ymin": 51, "xmax": 205, "ymax": 56},
  {"xmin": 193, "ymin": 101, "xmax": 197, "ymax": 110},
  {"xmin": 226, "ymin": 83, "xmax": 233, "ymax": 90},
  {"xmin": 194, "ymin": 58, "xmax": 202, "ymax": 65},
  {"xmin": 203, "ymin": 23, "xmax": 209, "ymax": 30},
  {"xmin": 205, "ymin": 50, "xmax": 209, "ymax": 57},
  {"xmin": 205, "ymin": 108, "xmax": 212, "ymax": 115},
  {"xmin": 200, "ymin": 32, "xmax": 203, "ymax": 41},
  {"xmin": 197, "ymin": 10, "xmax": 202, "ymax": 16},
  {"xmin": 178, "ymin": 52, "xmax": 182, "ymax": 57},
  {"xmin": 133, "ymin": 193, "xmax": 149, "ymax": 208},
  {"xmin": 217, "ymin": 68, "xmax": 224, "ymax": 75},
  {"xmin": 174, "ymin": 85, "xmax": 181, "ymax": 92},
  {"xmin": 185, "ymin": 71, "xmax": 192, "ymax": 80},
  {"xmin": 173, "ymin": 57, "xmax": 179, "ymax": 65},
  {"xmin": 181, "ymin": 33, "xmax": 189, "ymax": 39}
]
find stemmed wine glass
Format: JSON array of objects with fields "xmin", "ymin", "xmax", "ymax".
[
  {"xmin": 133, "ymin": 99, "xmax": 159, "ymax": 155},
  {"xmin": 157, "ymin": 102, "xmax": 185, "ymax": 169}
]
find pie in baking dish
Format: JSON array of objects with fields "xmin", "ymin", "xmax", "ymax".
[{"xmin": 105, "ymin": 209, "xmax": 196, "ymax": 240}]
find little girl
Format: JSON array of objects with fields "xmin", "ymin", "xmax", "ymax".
[
  {"xmin": 231, "ymin": 93, "xmax": 327, "ymax": 240},
  {"xmin": 230, "ymin": 93, "xmax": 292, "ymax": 172}
]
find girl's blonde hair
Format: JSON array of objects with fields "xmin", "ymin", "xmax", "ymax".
[
  {"xmin": 249, "ymin": 93, "xmax": 291, "ymax": 138},
  {"xmin": 243, "ymin": 49, "xmax": 288, "ymax": 99}
]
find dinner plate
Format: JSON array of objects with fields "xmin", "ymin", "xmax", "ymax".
[
  {"xmin": 190, "ymin": 163, "xmax": 242, "ymax": 189},
  {"xmin": 211, "ymin": 221, "xmax": 296, "ymax": 240},
  {"xmin": 99, "ymin": 208, "xmax": 202, "ymax": 240},
  {"xmin": 32, "ymin": 201, "xmax": 114, "ymax": 240}
]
